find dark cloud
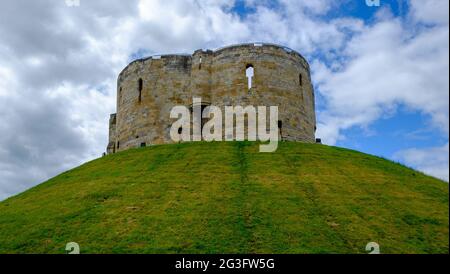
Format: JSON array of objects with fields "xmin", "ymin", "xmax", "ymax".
[
  {"xmin": 0, "ymin": 0, "xmax": 128, "ymax": 199},
  {"xmin": 0, "ymin": 87, "xmax": 90, "ymax": 198}
]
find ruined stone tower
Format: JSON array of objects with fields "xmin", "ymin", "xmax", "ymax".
[{"xmin": 107, "ymin": 43, "xmax": 316, "ymax": 154}]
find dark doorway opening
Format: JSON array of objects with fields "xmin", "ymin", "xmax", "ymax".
[
  {"xmin": 278, "ymin": 120, "xmax": 283, "ymax": 140},
  {"xmin": 189, "ymin": 103, "xmax": 211, "ymax": 140}
]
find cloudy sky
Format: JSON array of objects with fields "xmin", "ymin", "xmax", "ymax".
[{"xmin": 0, "ymin": 0, "xmax": 448, "ymax": 200}]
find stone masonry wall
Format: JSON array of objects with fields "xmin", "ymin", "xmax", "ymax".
[{"xmin": 107, "ymin": 43, "xmax": 316, "ymax": 153}]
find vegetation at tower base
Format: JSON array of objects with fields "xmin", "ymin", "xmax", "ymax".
[{"xmin": 0, "ymin": 142, "xmax": 448, "ymax": 254}]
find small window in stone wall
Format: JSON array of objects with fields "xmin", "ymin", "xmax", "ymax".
[
  {"xmin": 299, "ymin": 73, "xmax": 303, "ymax": 86},
  {"xmin": 117, "ymin": 141, "xmax": 120, "ymax": 149},
  {"xmin": 140, "ymin": 142, "xmax": 146, "ymax": 148},
  {"xmin": 278, "ymin": 120, "xmax": 283, "ymax": 140},
  {"xmin": 178, "ymin": 127, "xmax": 183, "ymax": 134},
  {"xmin": 246, "ymin": 64, "xmax": 254, "ymax": 91},
  {"xmin": 138, "ymin": 78, "xmax": 143, "ymax": 102}
]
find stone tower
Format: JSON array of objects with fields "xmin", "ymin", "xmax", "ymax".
[{"xmin": 107, "ymin": 43, "xmax": 316, "ymax": 154}]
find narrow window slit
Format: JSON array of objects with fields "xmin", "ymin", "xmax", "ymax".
[
  {"xmin": 246, "ymin": 64, "xmax": 254, "ymax": 91},
  {"xmin": 138, "ymin": 78, "xmax": 143, "ymax": 102}
]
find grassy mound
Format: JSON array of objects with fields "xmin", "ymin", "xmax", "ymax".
[{"xmin": 0, "ymin": 142, "xmax": 448, "ymax": 254}]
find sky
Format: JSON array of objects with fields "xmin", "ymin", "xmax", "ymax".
[{"xmin": 0, "ymin": 0, "xmax": 448, "ymax": 200}]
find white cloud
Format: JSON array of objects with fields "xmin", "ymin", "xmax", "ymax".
[
  {"xmin": 313, "ymin": 4, "xmax": 449, "ymax": 145},
  {"xmin": 409, "ymin": 0, "xmax": 449, "ymax": 24},
  {"xmin": 394, "ymin": 143, "xmax": 449, "ymax": 182},
  {"xmin": 311, "ymin": 2, "xmax": 449, "ymax": 181}
]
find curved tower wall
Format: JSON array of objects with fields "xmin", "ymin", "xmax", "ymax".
[{"xmin": 107, "ymin": 43, "xmax": 316, "ymax": 153}]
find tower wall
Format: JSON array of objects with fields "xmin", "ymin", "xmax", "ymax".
[{"xmin": 108, "ymin": 43, "xmax": 316, "ymax": 153}]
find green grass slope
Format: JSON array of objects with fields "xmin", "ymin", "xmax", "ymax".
[{"xmin": 0, "ymin": 142, "xmax": 448, "ymax": 254}]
